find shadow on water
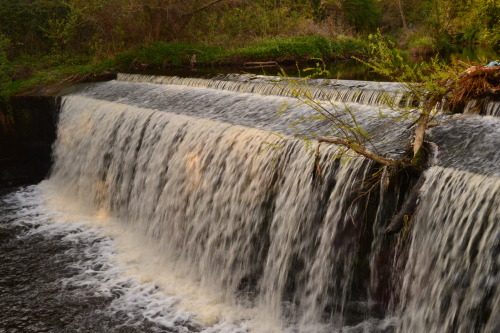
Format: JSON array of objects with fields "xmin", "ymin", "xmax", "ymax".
[
  {"xmin": 445, "ymin": 46, "xmax": 499, "ymax": 63},
  {"xmin": 124, "ymin": 59, "xmax": 387, "ymax": 82},
  {"xmin": 124, "ymin": 46, "xmax": 498, "ymax": 82}
]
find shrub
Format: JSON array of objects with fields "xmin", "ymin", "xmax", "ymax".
[
  {"xmin": 114, "ymin": 52, "xmax": 136, "ymax": 69},
  {"xmin": 341, "ymin": 0, "xmax": 381, "ymax": 32},
  {"xmin": 131, "ymin": 42, "xmax": 223, "ymax": 67},
  {"xmin": 337, "ymin": 36, "xmax": 369, "ymax": 58},
  {"xmin": 477, "ymin": 25, "xmax": 500, "ymax": 47},
  {"xmin": 406, "ymin": 32, "xmax": 451, "ymax": 56},
  {"xmin": 184, "ymin": 1, "xmax": 315, "ymax": 46},
  {"xmin": 232, "ymin": 35, "xmax": 334, "ymax": 61},
  {"xmin": 0, "ymin": 34, "xmax": 13, "ymax": 84},
  {"xmin": 408, "ymin": 36, "xmax": 435, "ymax": 50}
]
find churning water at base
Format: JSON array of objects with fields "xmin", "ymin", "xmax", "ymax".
[
  {"xmin": 0, "ymin": 185, "xmax": 251, "ymax": 333},
  {"xmin": 2, "ymin": 75, "xmax": 500, "ymax": 332}
]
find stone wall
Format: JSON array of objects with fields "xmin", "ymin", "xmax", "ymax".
[{"xmin": 0, "ymin": 96, "xmax": 60, "ymax": 187}]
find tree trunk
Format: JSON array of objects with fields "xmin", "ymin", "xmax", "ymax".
[
  {"xmin": 397, "ymin": 0, "xmax": 408, "ymax": 30},
  {"xmin": 412, "ymin": 110, "xmax": 429, "ymax": 156},
  {"xmin": 318, "ymin": 137, "xmax": 396, "ymax": 166},
  {"xmin": 154, "ymin": 11, "xmax": 162, "ymax": 41}
]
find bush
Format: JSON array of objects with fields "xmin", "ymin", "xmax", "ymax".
[
  {"xmin": 0, "ymin": 34, "xmax": 13, "ymax": 83},
  {"xmin": 232, "ymin": 35, "xmax": 334, "ymax": 61},
  {"xmin": 114, "ymin": 52, "xmax": 136, "ymax": 69},
  {"xmin": 337, "ymin": 36, "xmax": 369, "ymax": 57},
  {"xmin": 477, "ymin": 25, "xmax": 500, "ymax": 47},
  {"xmin": 405, "ymin": 31, "xmax": 451, "ymax": 56},
  {"xmin": 342, "ymin": 0, "xmax": 381, "ymax": 32},
  {"xmin": 408, "ymin": 36, "xmax": 435, "ymax": 50},
  {"xmin": 184, "ymin": 1, "xmax": 315, "ymax": 46},
  {"xmin": 130, "ymin": 42, "xmax": 223, "ymax": 67}
]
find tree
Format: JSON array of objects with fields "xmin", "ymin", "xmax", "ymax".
[
  {"xmin": 140, "ymin": 0, "xmax": 228, "ymax": 41},
  {"xmin": 38, "ymin": 0, "xmax": 233, "ymax": 55},
  {"xmin": 0, "ymin": 0, "xmax": 68, "ymax": 55},
  {"xmin": 396, "ymin": 0, "xmax": 408, "ymax": 30},
  {"xmin": 341, "ymin": 0, "xmax": 381, "ymax": 32},
  {"xmin": 280, "ymin": 33, "xmax": 498, "ymax": 232},
  {"xmin": 0, "ymin": 34, "xmax": 13, "ymax": 100}
]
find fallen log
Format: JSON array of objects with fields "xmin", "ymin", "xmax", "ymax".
[{"xmin": 244, "ymin": 61, "xmax": 278, "ymax": 67}]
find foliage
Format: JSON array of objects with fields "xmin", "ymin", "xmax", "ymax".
[
  {"xmin": 0, "ymin": 0, "xmax": 68, "ymax": 55},
  {"xmin": 376, "ymin": 0, "xmax": 500, "ymax": 47},
  {"xmin": 110, "ymin": 35, "xmax": 371, "ymax": 68},
  {"xmin": 408, "ymin": 37, "xmax": 435, "ymax": 50},
  {"xmin": 341, "ymin": 0, "xmax": 381, "ymax": 32},
  {"xmin": 41, "ymin": 0, "xmax": 142, "ymax": 55},
  {"xmin": 336, "ymin": 36, "xmax": 370, "ymax": 58},
  {"xmin": 361, "ymin": 32, "xmax": 469, "ymax": 109},
  {"xmin": 232, "ymin": 35, "xmax": 336, "ymax": 61},
  {"xmin": 131, "ymin": 42, "xmax": 223, "ymax": 67},
  {"xmin": 0, "ymin": 0, "xmax": 497, "ymax": 64},
  {"xmin": 0, "ymin": 34, "xmax": 14, "ymax": 101},
  {"xmin": 185, "ymin": 0, "xmax": 315, "ymax": 46},
  {"xmin": 477, "ymin": 25, "xmax": 500, "ymax": 47},
  {"xmin": 406, "ymin": 35, "xmax": 438, "ymax": 56},
  {"xmin": 462, "ymin": 0, "xmax": 500, "ymax": 46},
  {"xmin": 0, "ymin": 35, "xmax": 13, "ymax": 82},
  {"xmin": 0, "ymin": 0, "xmax": 497, "ymax": 100}
]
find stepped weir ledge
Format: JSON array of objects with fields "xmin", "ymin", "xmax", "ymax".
[{"xmin": 1, "ymin": 74, "xmax": 499, "ymax": 333}]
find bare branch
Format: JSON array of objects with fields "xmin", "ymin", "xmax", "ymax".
[{"xmin": 188, "ymin": 0, "xmax": 226, "ymax": 16}]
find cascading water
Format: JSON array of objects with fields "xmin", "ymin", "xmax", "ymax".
[
  {"xmin": 397, "ymin": 166, "xmax": 500, "ymax": 333},
  {"xmin": 117, "ymin": 73, "xmax": 416, "ymax": 108},
  {"xmin": 48, "ymin": 95, "xmax": 386, "ymax": 332},
  {"xmin": 464, "ymin": 97, "xmax": 500, "ymax": 116},
  {"xmin": 1, "ymin": 74, "xmax": 499, "ymax": 332}
]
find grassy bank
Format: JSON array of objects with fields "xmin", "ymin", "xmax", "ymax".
[
  {"xmin": 2, "ymin": 32, "xmax": 497, "ymax": 100},
  {"xmin": 1, "ymin": 35, "xmax": 371, "ymax": 99},
  {"xmin": 1, "ymin": 0, "xmax": 497, "ymax": 100}
]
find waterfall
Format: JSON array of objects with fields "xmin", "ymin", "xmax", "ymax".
[
  {"xmin": 397, "ymin": 166, "xmax": 500, "ymax": 333},
  {"xmin": 7, "ymin": 75, "xmax": 498, "ymax": 332},
  {"xmin": 117, "ymin": 73, "xmax": 416, "ymax": 108},
  {"xmin": 483, "ymin": 97, "xmax": 500, "ymax": 116},
  {"xmin": 50, "ymin": 94, "xmax": 388, "ymax": 331},
  {"xmin": 463, "ymin": 97, "xmax": 500, "ymax": 116}
]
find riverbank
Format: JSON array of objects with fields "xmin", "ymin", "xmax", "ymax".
[
  {"xmin": 2, "ymin": 34, "xmax": 499, "ymax": 101},
  {"xmin": 0, "ymin": 35, "xmax": 373, "ymax": 100}
]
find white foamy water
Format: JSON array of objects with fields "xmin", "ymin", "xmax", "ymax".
[
  {"xmin": 1, "ymin": 181, "xmax": 396, "ymax": 333},
  {"xmin": 116, "ymin": 73, "xmax": 415, "ymax": 108},
  {"xmin": 5, "ymin": 74, "xmax": 500, "ymax": 332},
  {"xmin": 39, "ymin": 92, "xmax": 402, "ymax": 332},
  {"xmin": 2, "ymin": 184, "xmax": 256, "ymax": 332},
  {"xmin": 396, "ymin": 166, "xmax": 500, "ymax": 333}
]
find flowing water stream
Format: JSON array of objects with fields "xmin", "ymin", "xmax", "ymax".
[{"xmin": 1, "ymin": 74, "xmax": 499, "ymax": 332}]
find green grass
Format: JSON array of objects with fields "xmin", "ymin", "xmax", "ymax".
[
  {"xmin": 0, "ymin": 58, "xmax": 116, "ymax": 101},
  {"xmin": 408, "ymin": 36, "xmax": 436, "ymax": 50},
  {"xmin": 122, "ymin": 42, "xmax": 224, "ymax": 68},
  {"xmin": 230, "ymin": 35, "xmax": 336, "ymax": 61},
  {"xmin": 115, "ymin": 35, "xmax": 359, "ymax": 67},
  {"xmin": 336, "ymin": 36, "xmax": 370, "ymax": 58},
  {"xmin": 1, "ymin": 35, "xmax": 373, "ymax": 100}
]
